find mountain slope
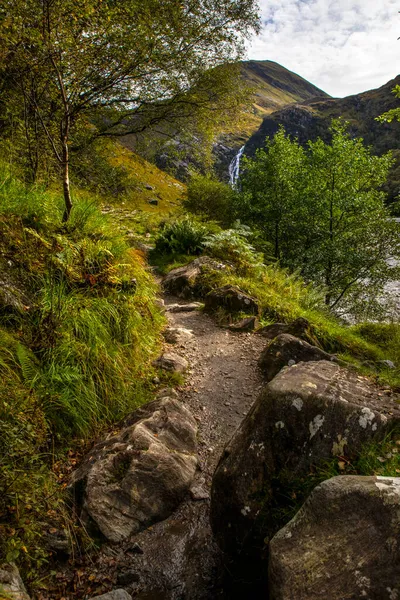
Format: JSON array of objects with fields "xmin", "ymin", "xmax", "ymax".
[
  {"xmin": 122, "ymin": 60, "xmax": 329, "ymax": 180},
  {"xmin": 240, "ymin": 60, "xmax": 329, "ymax": 116},
  {"xmin": 214, "ymin": 60, "xmax": 330, "ymax": 176},
  {"xmin": 244, "ymin": 75, "xmax": 400, "ymax": 201}
]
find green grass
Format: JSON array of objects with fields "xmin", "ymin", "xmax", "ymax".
[{"xmin": 0, "ymin": 166, "xmax": 165, "ymax": 588}]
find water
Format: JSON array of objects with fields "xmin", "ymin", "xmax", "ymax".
[{"xmin": 229, "ymin": 146, "xmax": 245, "ymax": 187}]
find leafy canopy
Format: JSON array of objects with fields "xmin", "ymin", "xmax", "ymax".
[{"xmin": 237, "ymin": 121, "xmax": 400, "ymax": 315}]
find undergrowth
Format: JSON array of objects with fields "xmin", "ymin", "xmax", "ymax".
[{"xmin": 0, "ymin": 166, "xmax": 164, "ymax": 589}]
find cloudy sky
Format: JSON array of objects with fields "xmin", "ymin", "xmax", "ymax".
[{"xmin": 247, "ymin": 0, "xmax": 400, "ymax": 97}]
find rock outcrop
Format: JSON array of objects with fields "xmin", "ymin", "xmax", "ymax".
[
  {"xmin": 162, "ymin": 257, "xmax": 225, "ymax": 299},
  {"xmin": 211, "ymin": 361, "xmax": 400, "ymax": 560},
  {"xmin": 70, "ymin": 397, "xmax": 198, "ymax": 542},
  {"xmin": 258, "ymin": 317, "xmax": 310, "ymax": 340},
  {"xmin": 0, "ymin": 563, "xmax": 30, "ymax": 600},
  {"xmin": 205, "ymin": 285, "xmax": 259, "ymax": 315},
  {"xmin": 269, "ymin": 476, "xmax": 400, "ymax": 600},
  {"xmin": 259, "ymin": 333, "xmax": 336, "ymax": 381}
]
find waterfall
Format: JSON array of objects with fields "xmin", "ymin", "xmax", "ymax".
[{"xmin": 229, "ymin": 145, "xmax": 245, "ymax": 187}]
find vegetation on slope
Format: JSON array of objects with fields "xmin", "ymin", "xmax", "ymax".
[
  {"xmin": 0, "ymin": 163, "xmax": 165, "ymax": 591},
  {"xmin": 245, "ymin": 75, "xmax": 400, "ymax": 204}
]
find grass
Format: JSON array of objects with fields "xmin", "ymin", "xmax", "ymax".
[{"xmin": 0, "ymin": 165, "xmax": 165, "ymax": 589}]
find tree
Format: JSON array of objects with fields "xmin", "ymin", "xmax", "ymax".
[
  {"xmin": 237, "ymin": 122, "xmax": 400, "ymax": 314},
  {"xmin": 377, "ymin": 85, "xmax": 400, "ymax": 124},
  {"xmin": 0, "ymin": 0, "xmax": 260, "ymax": 220},
  {"xmin": 239, "ymin": 127, "xmax": 307, "ymax": 261}
]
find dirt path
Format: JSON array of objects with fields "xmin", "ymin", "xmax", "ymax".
[
  {"xmin": 121, "ymin": 296, "xmax": 266, "ymax": 599},
  {"xmin": 51, "ymin": 296, "xmax": 267, "ymax": 600}
]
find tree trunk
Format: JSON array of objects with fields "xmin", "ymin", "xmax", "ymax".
[{"xmin": 61, "ymin": 138, "xmax": 72, "ymax": 222}]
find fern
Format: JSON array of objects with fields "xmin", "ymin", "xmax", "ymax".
[{"xmin": 16, "ymin": 344, "xmax": 41, "ymax": 388}]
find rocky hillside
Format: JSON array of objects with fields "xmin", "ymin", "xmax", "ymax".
[
  {"xmin": 244, "ymin": 74, "xmax": 400, "ymax": 202},
  {"xmin": 213, "ymin": 60, "xmax": 330, "ymax": 176},
  {"xmin": 123, "ymin": 60, "xmax": 329, "ymax": 181}
]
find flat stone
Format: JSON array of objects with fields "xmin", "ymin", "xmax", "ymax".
[{"xmin": 153, "ymin": 352, "xmax": 188, "ymax": 374}]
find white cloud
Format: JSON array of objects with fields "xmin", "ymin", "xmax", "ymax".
[{"xmin": 247, "ymin": 0, "xmax": 400, "ymax": 97}]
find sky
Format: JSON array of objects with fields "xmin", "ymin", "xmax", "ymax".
[{"xmin": 247, "ymin": 0, "xmax": 400, "ymax": 97}]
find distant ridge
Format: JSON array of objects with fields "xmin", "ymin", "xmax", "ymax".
[
  {"xmin": 241, "ymin": 60, "xmax": 330, "ymax": 115},
  {"xmin": 244, "ymin": 74, "xmax": 400, "ymax": 202}
]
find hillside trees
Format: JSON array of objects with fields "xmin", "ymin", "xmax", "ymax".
[
  {"xmin": 0, "ymin": 0, "xmax": 260, "ymax": 220},
  {"xmin": 238, "ymin": 122, "xmax": 400, "ymax": 313}
]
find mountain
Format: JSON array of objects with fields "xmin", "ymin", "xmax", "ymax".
[
  {"xmin": 122, "ymin": 60, "xmax": 330, "ymax": 180},
  {"xmin": 211, "ymin": 60, "xmax": 330, "ymax": 177},
  {"xmin": 240, "ymin": 60, "xmax": 329, "ymax": 115},
  {"xmin": 244, "ymin": 75, "xmax": 400, "ymax": 202}
]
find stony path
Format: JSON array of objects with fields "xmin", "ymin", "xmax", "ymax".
[
  {"xmin": 164, "ymin": 296, "xmax": 265, "ymax": 482},
  {"xmin": 123, "ymin": 296, "xmax": 266, "ymax": 599}
]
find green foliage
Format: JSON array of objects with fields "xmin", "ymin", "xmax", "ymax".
[
  {"xmin": 154, "ymin": 217, "xmax": 211, "ymax": 256},
  {"xmin": 203, "ymin": 225, "xmax": 265, "ymax": 274},
  {"xmin": 238, "ymin": 121, "xmax": 400, "ymax": 315},
  {"xmin": 377, "ymin": 85, "xmax": 400, "ymax": 124},
  {"xmin": 184, "ymin": 175, "xmax": 237, "ymax": 226},
  {"xmin": 0, "ymin": 0, "xmax": 259, "ymax": 215},
  {"xmin": 0, "ymin": 171, "xmax": 164, "ymax": 584}
]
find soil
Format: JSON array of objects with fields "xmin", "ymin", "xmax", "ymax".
[{"xmin": 42, "ymin": 294, "xmax": 266, "ymax": 600}]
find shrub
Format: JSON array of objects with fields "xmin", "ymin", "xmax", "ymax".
[
  {"xmin": 203, "ymin": 226, "xmax": 265, "ymax": 274},
  {"xmin": 154, "ymin": 216, "xmax": 210, "ymax": 256},
  {"xmin": 185, "ymin": 174, "xmax": 236, "ymax": 226}
]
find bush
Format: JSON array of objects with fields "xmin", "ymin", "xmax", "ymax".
[
  {"xmin": 154, "ymin": 216, "xmax": 210, "ymax": 256},
  {"xmin": 185, "ymin": 174, "xmax": 236, "ymax": 226},
  {"xmin": 203, "ymin": 226, "xmax": 265, "ymax": 274}
]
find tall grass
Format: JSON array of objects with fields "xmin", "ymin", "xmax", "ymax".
[{"xmin": 0, "ymin": 169, "xmax": 164, "ymax": 581}]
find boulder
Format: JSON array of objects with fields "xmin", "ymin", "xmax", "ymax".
[
  {"xmin": 258, "ymin": 318, "xmax": 310, "ymax": 341},
  {"xmin": 162, "ymin": 257, "xmax": 225, "ymax": 299},
  {"xmin": 148, "ymin": 198, "xmax": 158, "ymax": 206},
  {"xmin": 269, "ymin": 476, "xmax": 400, "ymax": 600},
  {"xmin": 88, "ymin": 591, "xmax": 132, "ymax": 600},
  {"xmin": 211, "ymin": 361, "xmax": 400, "ymax": 560},
  {"xmin": 259, "ymin": 334, "xmax": 336, "ymax": 381},
  {"xmin": 0, "ymin": 563, "xmax": 30, "ymax": 599},
  {"xmin": 205, "ymin": 285, "xmax": 259, "ymax": 315},
  {"xmin": 166, "ymin": 302, "xmax": 203, "ymax": 313},
  {"xmin": 153, "ymin": 352, "xmax": 188, "ymax": 374},
  {"xmin": 163, "ymin": 327, "xmax": 194, "ymax": 344},
  {"xmin": 69, "ymin": 397, "xmax": 198, "ymax": 542},
  {"xmin": 228, "ymin": 316, "xmax": 259, "ymax": 332}
]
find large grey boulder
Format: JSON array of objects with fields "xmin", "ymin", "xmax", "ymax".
[
  {"xmin": 70, "ymin": 398, "xmax": 198, "ymax": 542},
  {"xmin": 0, "ymin": 563, "xmax": 30, "ymax": 599},
  {"xmin": 211, "ymin": 361, "xmax": 400, "ymax": 559},
  {"xmin": 259, "ymin": 333, "xmax": 336, "ymax": 381},
  {"xmin": 205, "ymin": 285, "xmax": 259, "ymax": 315},
  {"xmin": 162, "ymin": 257, "xmax": 225, "ymax": 299},
  {"xmin": 269, "ymin": 476, "xmax": 400, "ymax": 600}
]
